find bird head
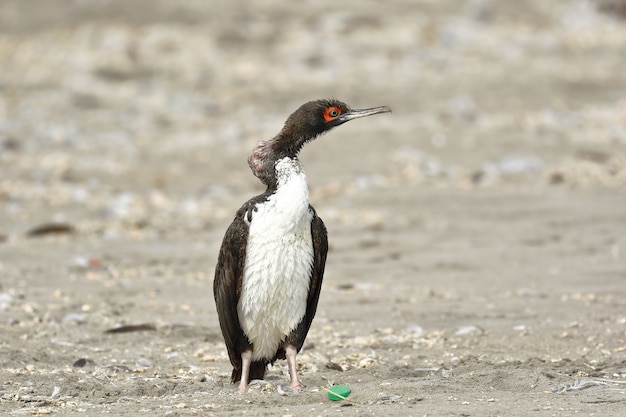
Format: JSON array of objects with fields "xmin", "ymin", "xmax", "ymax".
[{"xmin": 248, "ymin": 99, "xmax": 391, "ymax": 186}]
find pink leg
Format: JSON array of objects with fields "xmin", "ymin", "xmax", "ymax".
[
  {"xmin": 237, "ymin": 350, "xmax": 252, "ymax": 393},
  {"xmin": 285, "ymin": 345, "xmax": 304, "ymax": 391}
]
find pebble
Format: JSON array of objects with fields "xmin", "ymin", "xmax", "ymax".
[
  {"xmin": 165, "ymin": 351, "xmax": 180, "ymax": 360},
  {"xmin": 406, "ymin": 324, "xmax": 425, "ymax": 337},
  {"xmin": 62, "ymin": 312, "xmax": 87, "ymax": 324},
  {"xmin": 196, "ymin": 374, "xmax": 217, "ymax": 383},
  {"xmin": 0, "ymin": 293, "xmax": 13, "ymax": 311},
  {"xmin": 497, "ymin": 156, "xmax": 544, "ymax": 175},
  {"xmin": 72, "ymin": 358, "xmax": 95, "ymax": 367},
  {"xmin": 136, "ymin": 357, "xmax": 152, "ymax": 368},
  {"xmin": 473, "ymin": 156, "xmax": 544, "ymax": 185},
  {"xmin": 455, "ymin": 325, "xmax": 483, "ymax": 336}
]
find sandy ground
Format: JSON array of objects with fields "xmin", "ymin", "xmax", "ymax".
[{"xmin": 1, "ymin": 0, "xmax": 626, "ymax": 415}]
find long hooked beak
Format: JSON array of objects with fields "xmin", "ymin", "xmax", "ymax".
[{"xmin": 336, "ymin": 105, "xmax": 392, "ymax": 124}]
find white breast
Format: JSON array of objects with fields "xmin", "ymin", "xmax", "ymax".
[{"xmin": 237, "ymin": 157, "xmax": 314, "ymax": 361}]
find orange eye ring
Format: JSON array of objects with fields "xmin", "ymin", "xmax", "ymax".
[{"xmin": 324, "ymin": 107, "xmax": 342, "ymax": 122}]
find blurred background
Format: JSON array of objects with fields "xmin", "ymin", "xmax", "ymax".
[
  {"xmin": 1, "ymin": 2, "xmax": 626, "ymax": 413},
  {"xmin": 1, "ymin": 0, "xmax": 625, "ymax": 240}
]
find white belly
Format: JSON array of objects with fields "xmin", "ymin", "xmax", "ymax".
[{"xmin": 237, "ymin": 158, "xmax": 314, "ymax": 361}]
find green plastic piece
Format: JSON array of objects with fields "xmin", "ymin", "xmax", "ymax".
[{"xmin": 327, "ymin": 385, "xmax": 351, "ymax": 401}]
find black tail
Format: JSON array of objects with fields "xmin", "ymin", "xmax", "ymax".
[{"xmin": 230, "ymin": 360, "xmax": 267, "ymax": 383}]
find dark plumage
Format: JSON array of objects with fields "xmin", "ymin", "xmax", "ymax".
[{"xmin": 213, "ymin": 99, "xmax": 391, "ymax": 392}]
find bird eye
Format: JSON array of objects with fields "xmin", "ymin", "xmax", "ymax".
[{"xmin": 324, "ymin": 107, "xmax": 342, "ymax": 121}]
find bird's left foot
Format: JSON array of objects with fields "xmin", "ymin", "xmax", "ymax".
[
  {"xmin": 290, "ymin": 380, "xmax": 305, "ymax": 391},
  {"xmin": 285, "ymin": 345, "xmax": 305, "ymax": 392}
]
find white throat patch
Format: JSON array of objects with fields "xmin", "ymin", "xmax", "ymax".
[{"xmin": 238, "ymin": 157, "xmax": 314, "ymax": 360}]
